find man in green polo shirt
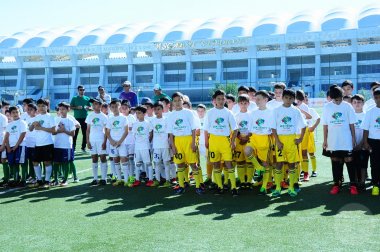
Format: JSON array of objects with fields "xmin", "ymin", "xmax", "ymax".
[
  {"xmin": 152, "ymin": 84, "xmax": 171, "ymax": 103},
  {"xmin": 70, "ymin": 85, "xmax": 91, "ymax": 152}
]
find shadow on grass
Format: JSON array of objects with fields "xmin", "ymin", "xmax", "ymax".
[{"xmin": 0, "ymin": 179, "xmax": 378, "ymax": 220}]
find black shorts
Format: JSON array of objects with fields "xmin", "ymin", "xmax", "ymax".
[
  {"xmin": 34, "ymin": 144, "xmax": 54, "ymax": 162},
  {"xmin": 329, "ymin": 150, "xmax": 353, "ymax": 158}
]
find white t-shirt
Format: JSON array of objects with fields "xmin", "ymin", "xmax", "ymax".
[
  {"xmin": 6, "ymin": 119, "xmax": 27, "ymax": 147},
  {"xmin": 124, "ymin": 114, "xmax": 136, "ymax": 145},
  {"xmin": 54, "ymin": 117, "xmax": 76, "ymax": 149},
  {"xmin": 85, "ymin": 112, "xmax": 108, "ymax": 143},
  {"xmin": 25, "ymin": 116, "xmax": 37, "ymax": 148},
  {"xmin": 106, "ymin": 115, "xmax": 128, "ymax": 142},
  {"xmin": 232, "ymin": 101, "xmax": 257, "ymax": 114},
  {"xmin": 198, "ymin": 116, "xmax": 206, "ymax": 145},
  {"xmin": 272, "ymin": 105, "xmax": 307, "ymax": 135},
  {"xmin": 250, "ymin": 108, "xmax": 274, "ymax": 135},
  {"xmin": 20, "ymin": 112, "xmax": 30, "ymax": 121},
  {"xmin": 354, "ymin": 112, "xmax": 365, "ymax": 144},
  {"xmin": 204, "ymin": 107, "xmax": 237, "ymax": 136},
  {"xmin": 32, "ymin": 113, "xmax": 57, "ymax": 146},
  {"xmin": 308, "ymin": 107, "xmax": 320, "ymax": 127},
  {"xmin": 0, "ymin": 113, "xmax": 8, "ymax": 145},
  {"xmin": 322, "ymin": 101, "xmax": 356, "ymax": 151},
  {"xmin": 132, "ymin": 120, "xmax": 152, "ymax": 150},
  {"xmin": 68, "ymin": 114, "xmax": 80, "ymax": 127},
  {"xmin": 234, "ymin": 111, "xmax": 252, "ymax": 136},
  {"xmin": 166, "ymin": 109, "xmax": 197, "ymax": 136},
  {"xmin": 361, "ymin": 106, "xmax": 380, "ymax": 140},
  {"xmin": 363, "ymin": 98, "xmax": 376, "ymax": 113},
  {"xmin": 150, "ymin": 116, "xmax": 169, "ymax": 149},
  {"xmin": 267, "ymin": 99, "xmax": 283, "ymax": 110}
]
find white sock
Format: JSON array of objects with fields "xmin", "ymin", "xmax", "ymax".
[
  {"xmin": 92, "ymin": 163, "xmax": 98, "ymax": 180},
  {"xmin": 110, "ymin": 160, "xmax": 115, "ymax": 176},
  {"xmin": 164, "ymin": 161, "xmax": 171, "ymax": 181},
  {"xmin": 115, "ymin": 163, "xmax": 122, "ymax": 180},
  {"xmin": 129, "ymin": 159, "xmax": 135, "ymax": 177},
  {"xmin": 45, "ymin": 165, "xmax": 52, "ymax": 182},
  {"xmin": 154, "ymin": 162, "xmax": 162, "ymax": 181},
  {"xmin": 170, "ymin": 163, "xmax": 176, "ymax": 179},
  {"xmin": 147, "ymin": 163, "xmax": 153, "ymax": 181},
  {"xmin": 122, "ymin": 162, "xmax": 129, "ymax": 182},
  {"xmin": 100, "ymin": 162, "xmax": 107, "ymax": 180},
  {"xmin": 135, "ymin": 164, "xmax": 141, "ymax": 181},
  {"xmin": 34, "ymin": 165, "xmax": 42, "ymax": 180}
]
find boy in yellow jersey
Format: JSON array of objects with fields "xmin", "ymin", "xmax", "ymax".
[
  {"xmin": 204, "ymin": 90, "xmax": 238, "ymax": 196},
  {"xmin": 271, "ymin": 89, "xmax": 307, "ymax": 197},
  {"xmin": 167, "ymin": 92, "xmax": 201, "ymax": 195},
  {"xmin": 234, "ymin": 94, "xmax": 253, "ymax": 189},
  {"xmin": 244, "ymin": 90, "xmax": 274, "ymax": 195}
]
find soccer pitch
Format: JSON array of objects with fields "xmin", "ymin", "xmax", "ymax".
[{"xmin": 0, "ymin": 109, "xmax": 379, "ymax": 251}]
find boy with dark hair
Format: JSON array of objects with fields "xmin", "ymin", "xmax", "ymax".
[
  {"xmin": 232, "ymin": 86, "xmax": 257, "ymax": 114},
  {"xmin": 364, "ymin": 82, "xmax": 380, "ymax": 112},
  {"xmin": 341, "ymin": 80, "xmax": 354, "ymax": 96},
  {"xmin": 225, "ymin": 94, "xmax": 236, "ymax": 110},
  {"xmin": 267, "ymin": 82, "xmax": 286, "ymax": 109}
]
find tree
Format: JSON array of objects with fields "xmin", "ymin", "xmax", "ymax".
[{"xmin": 210, "ymin": 82, "xmax": 238, "ymax": 97}]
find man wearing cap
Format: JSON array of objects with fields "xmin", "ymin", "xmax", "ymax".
[
  {"xmin": 70, "ymin": 85, "xmax": 91, "ymax": 152},
  {"xmin": 152, "ymin": 84, "xmax": 171, "ymax": 103},
  {"xmin": 119, "ymin": 81, "xmax": 138, "ymax": 107},
  {"xmin": 96, "ymin": 85, "xmax": 111, "ymax": 104}
]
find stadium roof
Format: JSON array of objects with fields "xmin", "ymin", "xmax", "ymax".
[{"xmin": 1, "ymin": 6, "xmax": 380, "ymax": 49}]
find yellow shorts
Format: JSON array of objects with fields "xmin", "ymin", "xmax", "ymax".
[
  {"xmin": 301, "ymin": 128, "xmax": 310, "ymax": 151},
  {"xmin": 247, "ymin": 134, "xmax": 272, "ymax": 162},
  {"xmin": 234, "ymin": 138, "xmax": 247, "ymax": 162},
  {"xmin": 275, "ymin": 135, "xmax": 300, "ymax": 164},
  {"xmin": 208, "ymin": 134, "xmax": 232, "ymax": 163},
  {"xmin": 173, "ymin": 136, "xmax": 197, "ymax": 165},
  {"xmin": 307, "ymin": 130, "xmax": 316, "ymax": 153}
]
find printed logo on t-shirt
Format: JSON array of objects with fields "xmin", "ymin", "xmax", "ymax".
[
  {"xmin": 175, "ymin": 119, "xmax": 183, "ymax": 126},
  {"xmin": 239, "ymin": 120, "xmax": 248, "ymax": 128},
  {"xmin": 281, "ymin": 116, "xmax": 291, "ymax": 125},
  {"xmin": 137, "ymin": 126, "xmax": 144, "ymax": 133},
  {"xmin": 92, "ymin": 118, "xmax": 100, "ymax": 125},
  {"xmin": 10, "ymin": 125, "xmax": 17, "ymax": 133},
  {"xmin": 330, "ymin": 112, "xmax": 344, "ymax": 125},
  {"xmin": 332, "ymin": 112, "xmax": 342, "ymax": 120},
  {"xmin": 38, "ymin": 120, "xmax": 44, "ymax": 126},
  {"xmin": 375, "ymin": 117, "xmax": 380, "ymax": 128},
  {"xmin": 256, "ymin": 119, "xmax": 265, "ymax": 127},
  {"xmin": 355, "ymin": 120, "xmax": 362, "ymax": 127},
  {"xmin": 215, "ymin": 118, "xmax": 224, "ymax": 125},
  {"xmin": 154, "ymin": 124, "xmax": 163, "ymax": 132}
]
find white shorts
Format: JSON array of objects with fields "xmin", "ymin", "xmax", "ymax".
[
  {"xmin": 153, "ymin": 148, "xmax": 171, "ymax": 163},
  {"xmin": 90, "ymin": 140, "xmax": 107, "ymax": 156},
  {"xmin": 125, "ymin": 144, "xmax": 134, "ymax": 157},
  {"xmin": 109, "ymin": 144, "xmax": 127, "ymax": 158},
  {"xmin": 135, "ymin": 149, "xmax": 151, "ymax": 164},
  {"xmin": 198, "ymin": 144, "xmax": 206, "ymax": 157},
  {"xmin": 106, "ymin": 140, "xmax": 111, "ymax": 156},
  {"xmin": 1, "ymin": 149, "xmax": 6, "ymax": 159}
]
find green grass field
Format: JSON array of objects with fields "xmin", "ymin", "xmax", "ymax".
[{"xmin": 1, "ymin": 109, "xmax": 379, "ymax": 251}]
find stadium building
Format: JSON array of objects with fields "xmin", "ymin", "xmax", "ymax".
[{"xmin": 1, "ymin": 6, "xmax": 380, "ymax": 105}]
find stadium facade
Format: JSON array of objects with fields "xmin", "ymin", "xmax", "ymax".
[{"xmin": 1, "ymin": 6, "xmax": 380, "ymax": 106}]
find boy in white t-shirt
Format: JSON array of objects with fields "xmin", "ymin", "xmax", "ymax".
[
  {"xmin": 362, "ymin": 87, "xmax": 380, "ymax": 196},
  {"xmin": 86, "ymin": 98, "xmax": 108, "ymax": 186},
  {"xmin": 4, "ymin": 106, "xmax": 27, "ymax": 187},
  {"xmin": 0, "ymin": 103, "xmax": 9, "ymax": 187},
  {"xmin": 53, "ymin": 102, "xmax": 76, "ymax": 186},
  {"xmin": 131, "ymin": 106, "xmax": 153, "ymax": 187},
  {"xmin": 196, "ymin": 104, "xmax": 212, "ymax": 185},
  {"xmin": 106, "ymin": 99, "xmax": 129, "ymax": 186},
  {"xmin": 305, "ymin": 95, "xmax": 321, "ymax": 177},
  {"xmin": 151, "ymin": 102, "xmax": 171, "ymax": 187},
  {"xmin": 29, "ymin": 99, "xmax": 57, "ymax": 188},
  {"xmin": 322, "ymin": 86, "xmax": 357, "ymax": 195}
]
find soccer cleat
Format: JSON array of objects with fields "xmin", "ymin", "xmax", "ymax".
[
  {"xmin": 60, "ymin": 180, "xmax": 68, "ymax": 186},
  {"xmin": 170, "ymin": 178, "xmax": 177, "ymax": 184},
  {"xmin": 280, "ymin": 181, "xmax": 289, "ymax": 189},
  {"xmin": 271, "ymin": 190, "xmax": 281, "ymax": 197},
  {"xmin": 200, "ymin": 183, "xmax": 206, "ymax": 191},
  {"xmin": 98, "ymin": 180, "xmax": 106, "ymax": 186},
  {"xmin": 215, "ymin": 187, "xmax": 224, "ymax": 195},
  {"xmin": 112, "ymin": 180, "xmax": 123, "ymax": 186},
  {"xmin": 288, "ymin": 189, "xmax": 298, "ymax": 197},
  {"xmin": 330, "ymin": 185, "xmax": 340, "ymax": 195},
  {"xmin": 184, "ymin": 181, "xmax": 190, "ymax": 188},
  {"xmin": 195, "ymin": 187, "xmax": 204, "ymax": 195},
  {"xmin": 303, "ymin": 172, "xmax": 310, "ymax": 182},
  {"xmin": 203, "ymin": 178, "xmax": 212, "ymax": 185},
  {"xmin": 174, "ymin": 187, "xmax": 185, "ymax": 194},
  {"xmin": 43, "ymin": 182, "xmax": 50, "ymax": 189},
  {"xmin": 162, "ymin": 181, "xmax": 171, "ymax": 187},
  {"xmin": 152, "ymin": 181, "xmax": 160, "ymax": 187},
  {"xmin": 231, "ymin": 188, "xmax": 239, "ymax": 197},
  {"xmin": 259, "ymin": 187, "xmax": 267, "ymax": 195},
  {"xmin": 73, "ymin": 178, "xmax": 80, "ymax": 183},
  {"xmin": 350, "ymin": 185, "xmax": 359, "ymax": 195},
  {"xmin": 253, "ymin": 180, "xmax": 263, "ymax": 187},
  {"xmin": 90, "ymin": 180, "xmax": 98, "ymax": 186},
  {"xmin": 18, "ymin": 181, "xmax": 27, "ymax": 188},
  {"xmin": 311, "ymin": 171, "xmax": 317, "ymax": 177},
  {"xmin": 131, "ymin": 180, "xmax": 141, "ymax": 187},
  {"xmin": 145, "ymin": 180, "xmax": 154, "ymax": 187},
  {"xmin": 371, "ymin": 186, "xmax": 379, "ymax": 196},
  {"xmin": 266, "ymin": 182, "xmax": 274, "ymax": 190}
]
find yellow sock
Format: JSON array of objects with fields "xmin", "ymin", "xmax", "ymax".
[
  {"xmin": 310, "ymin": 156, "xmax": 317, "ymax": 172},
  {"xmin": 184, "ymin": 166, "xmax": 190, "ymax": 183},
  {"xmin": 288, "ymin": 168, "xmax": 297, "ymax": 190},
  {"xmin": 198, "ymin": 168, "xmax": 204, "ymax": 183},
  {"xmin": 282, "ymin": 163, "xmax": 289, "ymax": 181},
  {"xmin": 206, "ymin": 162, "xmax": 213, "ymax": 178},
  {"xmin": 212, "ymin": 169, "xmax": 216, "ymax": 183},
  {"xmin": 246, "ymin": 164, "xmax": 255, "ymax": 184},
  {"xmin": 302, "ymin": 159, "xmax": 309, "ymax": 173},
  {"xmin": 274, "ymin": 169, "xmax": 282, "ymax": 191},
  {"xmin": 223, "ymin": 167, "xmax": 229, "ymax": 185},
  {"xmin": 193, "ymin": 170, "xmax": 200, "ymax": 188},
  {"xmin": 237, "ymin": 164, "xmax": 246, "ymax": 183},
  {"xmin": 261, "ymin": 167, "xmax": 270, "ymax": 190},
  {"xmin": 214, "ymin": 169, "xmax": 223, "ymax": 188},
  {"xmin": 228, "ymin": 169, "xmax": 237, "ymax": 189},
  {"xmin": 247, "ymin": 154, "xmax": 263, "ymax": 171},
  {"xmin": 177, "ymin": 168, "xmax": 185, "ymax": 188}
]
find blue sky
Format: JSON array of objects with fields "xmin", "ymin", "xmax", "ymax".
[{"xmin": 1, "ymin": 0, "xmax": 378, "ymax": 36}]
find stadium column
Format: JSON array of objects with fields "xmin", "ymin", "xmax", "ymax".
[
  {"xmin": 99, "ymin": 65, "xmax": 106, "ymax": 88},
  {"xmin": 216, "ymin": 60, "xmax": 222, "ymax": 83},
  {"xmin": 153, "ymin": 63, "xmax": 161, "ymax": 85},
  {"xmin": 314, "ymin": 41, "xmax": 321, "ymax": 95},
  {"xmin": 280, "ymin": 56, "xmax": 286, "ymax": 82},
  {"xmin": 248, "ymin": 46, "xmax": 257, "ymax": 87},
  {"xmin": 186, "ymin": 61, "xmax": 191, "ymax": 88},
  {"xmin": 70, "ymin": 66, "xmax": 79, "ymax": 100},
  {"xmin": 351, "ymin": 39, "xmax": 358, "ymax": 94},
  {"xmin": 16, "ymin": 68, "xmax": 25, "ymax": 92},
  {"xmin": 42, "ymin": 67, "xmax": 52, "ymax": 98}
]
